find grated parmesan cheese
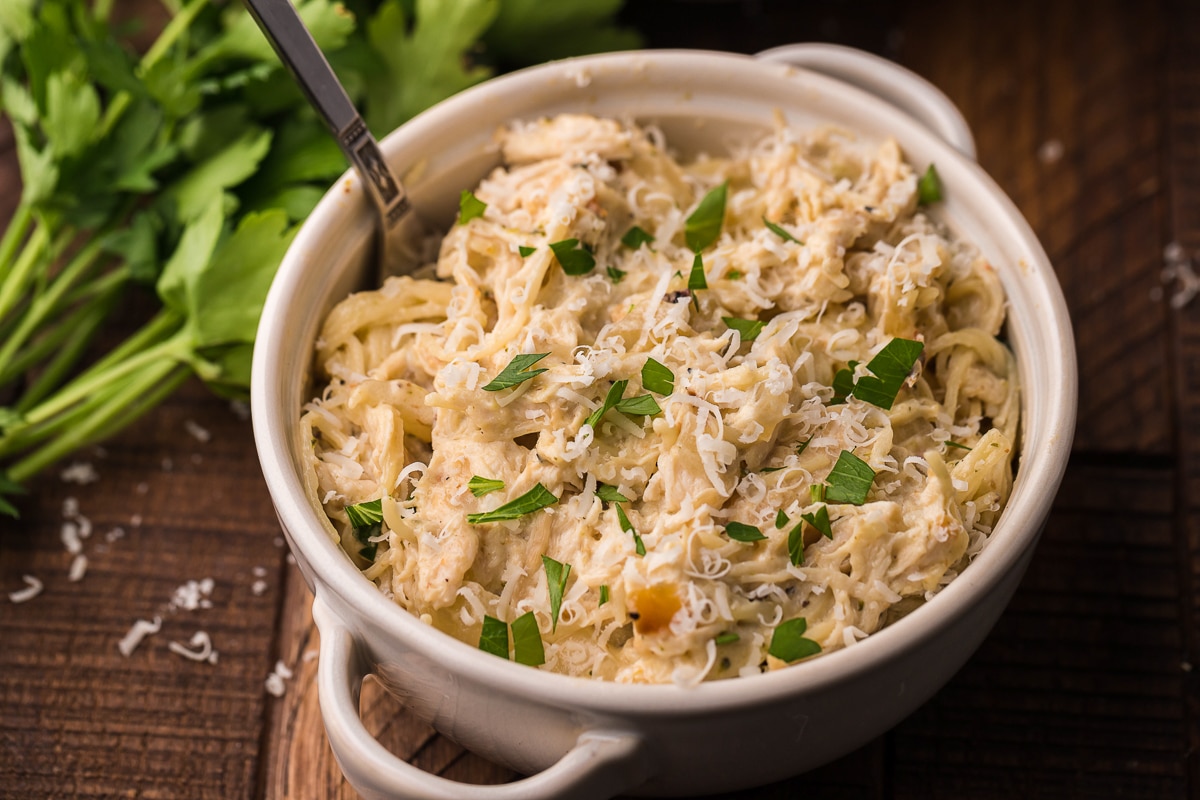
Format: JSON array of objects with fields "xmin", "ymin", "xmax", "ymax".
[{"xmin": 302, "ymin": 115, "xmax": 1019, "ymax": 684}]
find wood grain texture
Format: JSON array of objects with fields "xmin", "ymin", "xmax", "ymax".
[
  {"xmin": 0, "ymin": 379, "xmax": 287, "ymax": 799},
  {"xmin": 902, "ymin": 0, "xmax": 1171, "ymax": 455}
]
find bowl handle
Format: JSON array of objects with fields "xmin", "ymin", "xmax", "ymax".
[
  {"xmin": 755, "ymin": 42, "xmax": 977, "ymax": 161},
  {"xmin": 313, "ymin": 597, "xmax": 645, "ymax": 800}
]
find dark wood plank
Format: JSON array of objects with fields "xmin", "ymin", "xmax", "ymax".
[
  {"xmin": 892, "ymin": 464, "xmax": 1190, "ymax": 799},
  {"xmin": 1165, "ymin": 0, "xmax": 1200, "ymax": 793},
  {"xmin": 902, "ymin": 0, "xmax": 1172, "ymax": 455},
  {"xmin": 0, "ymin": 380, "xmax": 288, "ymax": 799}
]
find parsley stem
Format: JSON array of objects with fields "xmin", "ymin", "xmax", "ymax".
[
  {"xmin": 8, "ymin": 317, "xmax": 187, "ymax": 433},
  {"xmin": 0, "ymin": 238, "xmax": 105, "ymax": 371},
  {"xmin": 13, "ymin": 284, "xmax": 122, "ymax": 413},
  {"xmin": 7, "ymin": 359, "xmax": 189, "ymax": 483},
  {"xmin": 0, "ymin": 203, "xmax": 32, "ymax": 279},
  {"xmin": 0, "ymin": 224, "xmax": 57, "ymax": 325}
]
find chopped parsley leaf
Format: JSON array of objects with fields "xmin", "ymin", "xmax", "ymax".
[
  {"xmin": 723, "ymin": 316, "xmax": 765, "ymax": 342},
  {"xmin": 458, "ymin": 190, "xmax": 487, "ymax": 225},
  {"xmin": 606, "ymin": 265, "xmax": 627, "ymax": 283},
  {"xmin": 775, "ymin": 509, "xmax": 789, "ymax": 529},
  {"xmin": 825, "ymin": 450, "xmax": 876, "ymax": 505},
  {"xmin": 801, "ymin": 504, "xmax": 832, "ymax": 539},
  {"xmin": 468, "ymin": 476, "xmax": 505, "ymax": 497},
  {"xmin": 810, "ymin": 483, "xmax": 826, "ymax": 504},
  {"xmin": 641, "ymin": 357, "xmax": 675, "ymax": 395},
  {"xmin": 945, "ymin": 440, "xmax": 972, "ymax": 451},
  {"xmin": 599, "ymin": 585, "xmax": 610, "ymax": 606},
  {"xmin": 466, "ymin": 483, "xmax": 558, "ymax": 524},
  {"xmin": 852, "ymin": 338, "xmax": 924, "ymax": 410},
  {"xmin": 345, "ymin": 499, "xmax": 383, "ymax": 530},
  {"xmin": 725, "ymin": 521, "xmax": 766, "ymax": 542},
  {"xmin": 763, "ymin": 216, "xmax": 800, "ymax": 243},
  {"xmin": 797, "ymin": 436, "xmax": 813, "ymax": 456},
  {"xmin": 787, "ymin": 522, "xmax": 805, "ymax": 566},
  {"xmin": 518, "ymin": 245, "xmax": 536, "ymax": 257},
  {"xmin": 596, "ymin": 484, "xmax": 630, "ymax": 504},
  {"xmin": 346, "ymin": 499, "xmax": 382, "ymax": 561},
  {"xmin": 511, "ymin": 611, "xmax": 545, "ymax": 666},
  {"xmin": 585, "ymin": 380, "xmax": 629, "ymax": 429},
  {"xmin": 549, "ymin": 238, "xmax": 596, "ymax": 275},
  {"xmin": 616, "ymin": 503, "xmax": 645, "ymax": 556},
  {"xmin": 621, "ymin": 225, "xmax": 654, "ymax": 249},
  {"xmin": 542, "ymin": 555, "xmax": 571, "ymax": 633},
  {"xmin": 715, "ymin": 631, "xmax": 740, "ymax": 645},
  {"xmin": 685, "ymin": 182, "xmax": 728, "ymax": 253},
  {"xmin": 828, "ymin": 338, "xmax": 923, "ymax": 410},
  {"xmin": 613, "ymin": 393, "xmax": 661, "ymax": 417},
  {"xmin": 482, "ymin": 352, "xmax": 550, "ymax": 392},
  {"xmin": 918, "ymin": 163, "xmax": 943, "ymax": 205},
  {"xmin": 687, "ymin": 252, "xmax": 708, "ymax": 291},
  {"xmin": 478, "ymin": 615, "xmax": 509, "ymax": 658},
  {"xmin": 768, "ymin": 617, "xmax": 822, "ymax": 662}
]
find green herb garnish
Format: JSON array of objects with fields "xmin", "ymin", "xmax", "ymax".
[
  {"xmin": 853, "ymin": 339, "xmax": 924, "ymax": 409},
  {"xmin": 715, "ymin": 631, "xmax": 740, "ymax": 645},
  {"xmin": 621, "ymin": 225, "xmax": 654, "ymax": 249},
  {"xmin": 829, "ymin": 338, "xmax": 923, "ymax": 410},
  {"xmin": 830, "ymin": 361, "xmax": 858, "ymax": 405},
  {"xmin": 723, "ymin": 317, "xmax": 765, "ymax": 342},
  {"xmin": 945, "ymin": 441, "xmax": 973, "ymax": 451},
  {"xmin": 467, "ymin": 476, "xmax": 505, "ymax": 497},
  {"xmin": 787, "ymin": 522, "xmax": 805, "ymax": 566},
  {"xmin": 511, "ymin": 610, "xmax": 545, "ymax": 666},
  {"xmin": 775, "ymin": 509, "xmax": 789, "ymax": 529},
  {"xmin": 825, "ymin": 451, "xmax": 876, "ymax": 506},
  {"xmin": 801, "ymin": 504, "xmax": 832, "ymax": 539},
  {"xmin": 641, "ymin": 357, "xmax": 674, "ymax": 395},
  {"xmin": 810, "ymin": 483, "xmax": 826, "ymax": 504},
  {"xmin": 615, "ymin": 503, "xmax": 645, "ymax": 556},
  {"xmin": 596, "ymin": 484, "xmax": 630, "ymax": 504},
  {"xmin": 763, "ymin": 217, "xmax": 800, "ymax": 243},
  {"xmin": 458, "ymin": 189, "xmax": 487, "ymax": 224},
  {"xmin": 797, "ymin": 437, "xmax": 813, "ymax": 456},
  {"xmin": 687, "ymin": 252, "xmax": 708, "ymax": 291},
  {"xmin": 613, "ymin": 394, "xmax": 661, "ymax": 417},
  {"xmin": 345, "ymin": 499, "xmax": 383, "ymax": 530},
  {"xmin": 768, "ymin": 618, "xmax": 822, "ymax": 662},
  {"xmin": 918, "ymin": 164, "xmax": 943, "ymax": 205},
  {"xmin": 599, "ymin": 585, "xmax": 610, "ymax": 606},
  {"xmin": 467, "ymin": 483, "xmax": 558, "ymax": 524},
  {"xmin": 585, "ymin": 380, "xmax": 629, "ymax": 429},
  {"xmin": 685, "ymin": 182, "xmax": 728, "ymax": 253},
  {"xmin": 518, "ymin": 245, "xmax": 536, "ymax": 257},
  {"xmin": 606, "ymin": 266, "xmax": 626, "ymax": 283},
  {"xmin": 725, "ymin": 521, "xmax": 766, "ymax": 542},
  {"xmin": 479, "ymin": 615, "xmax": 509, "ymax": 659},
  {"xmin": 482, "ymin": 352, "xmax": 550, "ymax": 392},
  {"xmin": 549, "ymin": 238, "xmax": 595, "ymax": 275},
  {"xmin": 345, "ymin": 499, "xmax": 383, "ymax": 561},
  {"xmin": 542, "ymin": 555, "xmax": 571, "ymax": 633}
]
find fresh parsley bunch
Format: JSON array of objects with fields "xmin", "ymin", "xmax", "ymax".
[{"xmin": 0, "ymin": 0, "xmax": 638, "ymax": 517}]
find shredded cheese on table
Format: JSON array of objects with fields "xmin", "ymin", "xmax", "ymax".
[{"xmin": 301, "ymin": 115, "xmax": 1018, "ymax": 684}]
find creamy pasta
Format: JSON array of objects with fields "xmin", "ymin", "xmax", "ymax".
[{"xmin": 301, "ymin": 114, "xmax": 1017, "ymax": 685}]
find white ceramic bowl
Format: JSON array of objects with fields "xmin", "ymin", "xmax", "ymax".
[{"xmin": 252, "ymin": 44, "xmax": 1076, "ymax": 799}]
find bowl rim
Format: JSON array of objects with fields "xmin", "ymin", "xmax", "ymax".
[{"xmin": 251, "ymin": 47, "xmax": 1077, "ymax": 714}]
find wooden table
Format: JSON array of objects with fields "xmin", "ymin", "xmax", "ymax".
[{"xmin": 3, "ymin": 1, "xmax": 1197, "ymax": 797}]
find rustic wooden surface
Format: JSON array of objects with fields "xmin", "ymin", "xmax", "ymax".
[{"xmin": 2, "ymin": 0, "xmax": 1197, "ymax": 797}]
